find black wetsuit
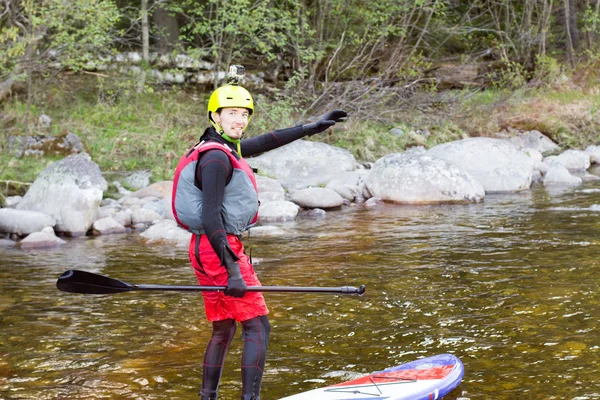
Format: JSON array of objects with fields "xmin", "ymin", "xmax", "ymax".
[
  {"xmin": 195, "ymin": 125, "xmax": 307, "ymax": 400},
  {"xmin": 195, "ymin": 125, "xmax": 307, "ymax": 262}
]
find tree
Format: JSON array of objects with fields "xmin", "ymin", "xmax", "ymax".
[{"xmin": 0, "ymin": 0, "xmax": 120, "ymax": 115}]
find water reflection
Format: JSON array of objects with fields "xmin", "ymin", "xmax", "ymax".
[{"xmin": 2, "ymin": 183, "xmax": 600, "ymax": 399}]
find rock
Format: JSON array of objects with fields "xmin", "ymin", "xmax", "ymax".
[
  {"xmin": 142, "ymin": 199, "xmax": 166, "ymax": 217},
  {"xmin": 504, "ymin": 130, "xmax": 560, "ymax": 155},
  {"xmin": 120, "ymin": 196, "xmax": 142, "ymax": 207},
  {"xmin": 581, "ymin": 173, "xmax": 600, "ymax": 182},
  {"xmin": 16, "ymin": 153, "xmax": 107, "ymax": 235},
  {"xmin": 7, "ymin": 131, "xmax": 87, "ymax": 157},
  {"xmin": 366, "ymin": 152, "xmax": 485, "ymax": 203},
  {"xmin": 522, "ymin": 148, "xmax": 543, "ymax": 162},
  {"xmin": 160, "ymin": 198, "xmax": 175, "ymax": 221},
  {"xmin": 289, "ymin": 187, "xmax": 345, "ymax": 209},
  {"xmin": 128, "ymin": 181, "xmax": 173, "ymax": 199},
  {"xmin": 534, "ymin": 161, "xmax": 549, "ymax": 174},
  {"xmin": 139, "ymin": 220, "xmax": 191, "ymax": 246},
  {"xmin": 101, "ymin": 198, "xmax": 118, "ymax": 206},
  {"xmin": 256, "ymin": 175, "xmax": 286, "ymax": 204},
  {"xmin": 0, "ymin": 239, "xmax": 16, "ymax": 247},
  {"xmin": 19, "ymin": 231, "xmax": 66, "ymax": 249},
  {"xmin": 326, "ymin": 171, "xmax": 362, "ymax": 201},
  {"xmin": 544, "ymin": 150, "xmax": 591, "ymax": 171},
  {"xmin": 39, "ymin": 114, "xmax": 52, "ymax": 128},
  {"xmin": 390, "ymin": 128, "xmax": 405, "ymax": 137},
  {"xmin": 585, "ymin": 145, "xmax": 600, "ymax": 164},
  {"xmin": 427, "ymin": 137, "xmax": 534, "ymax": 193},
  {"xmin": 131, "ymin": 208, "xmax": 162, "ymax": 225},
  {"xmin": 0, "ymin": 209, "xmax": 56, "ymax": 235},
  {"xmin": 123, "ymin": 171, "xmax": 151, "ymax": 190},
  {"xmin": 256, "ymin": 175, "xmax": 285, "ymax": 194},
  {"xmin": 60, "ymin": 209, "xmax": 91, "ymax": 236},
  {"xmin": 247, "ymin": 225, "xmax": 287, "ymax": 237},
  {"xmin": 114, "ymin": 209, "xmax": 133, "ymax": 227},
  {"xmin": 326, "ymin": 183, "xmax": 357, "ymax": 201},
  {"xmin": 96, "ymin": 205, "xmax": 121, "ymax": 219},
  {"xmin": 93, "ymin": 217, "xmax": 126, "ymax": 235},
  {"xmin": 258, "ymin": 200, "xmax": 299, "ymax": 222},
  {"xmin": 247, "ymin": 140, "xmax": 357, "ymax": 189},
  {"xmin": 299, "ymin": 208, "xmax": 327, "ymax": 218},
  {"xmin": 4, "ymin": 196, "xmax": 22, "ymax": 208},
  {"xmin": 543, "ymin": 165, "xmax": 582, "ymax": 186},
  {"xmin": 259, "ymin": 191, "xmax": 285, "ymax": 204},
  {"xmin": 365, "ymin": 197, "xmax": 383, "ymax": 207}
]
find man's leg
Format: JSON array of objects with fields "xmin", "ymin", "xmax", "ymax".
[
  {"xmin": 240, "ymin": 315, "xmax": 271, "ymax": 400},
  {"xmin": 200, "ymin": 318, "xmax": 237, "ymax": 399}
]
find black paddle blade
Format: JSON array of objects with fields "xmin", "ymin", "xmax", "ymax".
[{"xmin": 56, "ymin": 270, "xmax": 134, "ymax": 294}]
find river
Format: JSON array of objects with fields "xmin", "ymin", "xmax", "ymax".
[{"xmin": 1, "ymin": 176, "xmax": 600, "ymax": 399}]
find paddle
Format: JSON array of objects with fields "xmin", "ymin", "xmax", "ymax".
[{"xmin": 56, "ymin": 270, "xmax": 366, "ymax": 295}]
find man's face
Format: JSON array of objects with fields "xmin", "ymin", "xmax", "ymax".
[{"xmin": 212, "ymin": 107, "xmax": 250, "ymax": 140}]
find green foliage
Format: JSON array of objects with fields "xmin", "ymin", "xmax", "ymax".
[
  {"xmin": 0, "ymin": 0, "xmax": 120, "ymax": 78},
  {"xmin": 490, "ymin": 61, "xmax": 529, "ymax": 90},
  {"xmin": 168, "ymin": 0, "xmax": 296, "ymax": 82},
  {"xmin": 533, "ymin": 55, "xmax": 563, "ymax": 86}
]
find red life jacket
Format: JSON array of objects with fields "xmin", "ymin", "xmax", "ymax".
[{"xmin": 171, "ymin": 141, "xmax": 259, "ymax": 235}]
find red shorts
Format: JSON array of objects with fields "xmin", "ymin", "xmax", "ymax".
[{"xmin": 188, "ymin": 234, "xmax": 269, "ymax": 322}]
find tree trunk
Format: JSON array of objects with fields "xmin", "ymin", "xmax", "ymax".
[
  {"xmin": 564, "ymin": 0, "xmax": 574, "ymax": 66},
  {"xmin": 568, "ymin": 0, "xmax": 580, "ymax": 51},
  {"xmin": 138, "ymin": 0, "xmax": 149, "ymax": 94},
  {"xmin": 152, "ymin": 3, "xmax": 180, "ymax": 53},
  {"xmin": 141, "ymin": 0, "xmax": 149, "ymax": 61}
]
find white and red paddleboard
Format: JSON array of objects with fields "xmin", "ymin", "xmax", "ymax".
[{"xmin": 279, "ymin": 353, "xmax": 464, "ymax": 400}]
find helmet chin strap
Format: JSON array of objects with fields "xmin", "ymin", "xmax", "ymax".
[{"xmin": 220, "ymin": 130, "xmax": 242, "ymax": 156}]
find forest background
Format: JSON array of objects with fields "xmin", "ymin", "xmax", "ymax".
[{"xmin": 1, "ymin": 0, "xmax": 600, "ymax": 199}]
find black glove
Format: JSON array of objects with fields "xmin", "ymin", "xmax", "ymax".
[
  {"xmin": 223, "ymin": 249, "xmax": 247, "ymax": 298},
  {"xmin": 320, "ymin": 109, "xmax": 348, "ymax": 123},
  {"xmin": 302, "ymin": 109, "xmax": 348, "ymax": 136}
]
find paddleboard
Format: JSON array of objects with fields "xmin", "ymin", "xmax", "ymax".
[{"xmin": 279, "ymin": 353, "xmax": 464, "ymax": 400}]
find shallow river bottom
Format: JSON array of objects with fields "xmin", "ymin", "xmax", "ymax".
[{"xmin": 1, "ymin": 181, "xmax": 600, "ymax": 400}]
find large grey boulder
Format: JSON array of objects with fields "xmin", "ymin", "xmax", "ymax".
[
  {"xmin": 544, "ymin": 150, "xmax": 591, "ymax": 171},
  {"xmin": 247, "ymin": 140, "xmax": 357, "ymax": 189},
  {"xmin": 504, "ymin": 130, "xmax": 560, "ymax": 155},
  {"xmin": 139, "ymin": 219, "xmax": 190, "ymax": 246},
  {"xmin": 543, "ymin": 165, "xmax": 582, "ymax": 186},
  {"xmin": 16, "ymin": 154, "xmax": 107, "ymax": 235},
  {"xmin": 427, "ymin": 137, "xmax": 534, "ymax": 193},
  {"xmin": 92, "ymin": 217, "xmax": 126, "ymax": 235},
  {"xmin": 585, "ymin": 145, "xmax": 600, "ymax": 164},
  {"xmin": 289, "ymin": 187, "xmax": 345, "ymax": 209},
  {"xmin": 366, "ymin": 153, "xmax": 485, "ymax": 204},
  {"xmin": 0, "ymin": 209, "xmax": 55, "ymax": 235},
  {"xmin": 325, "ymin": 171, "xmax": 362, "ymax": 202},
  {"xmin": 256, "ymin": 175, "xmax": 285, "ymax": 204},
  {"xmin": 258, "ymin": 200, "xmax": 299, "ymax": 222},
  {"xmin": 19, "ymin": 228, "xmax": 66, "ymax": 249}
]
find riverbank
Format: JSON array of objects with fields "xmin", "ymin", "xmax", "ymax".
[{"xmin": 1, "ymin": 66, "xmax": 600, "ymax": 196}]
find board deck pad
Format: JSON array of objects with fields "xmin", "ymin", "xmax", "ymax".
[{"xmin": 279, "ymin": 354, "xmax": 464, "ymax": 400}]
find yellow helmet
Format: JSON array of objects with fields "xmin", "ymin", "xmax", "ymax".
[{"xmin": 207, "ymin": 84, "xmax": 254, "ymax": 132}]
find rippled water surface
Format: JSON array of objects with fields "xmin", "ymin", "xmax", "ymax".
[{"xmin": 2, "ymin": 180, "xmax": 600, "ymax": 400}]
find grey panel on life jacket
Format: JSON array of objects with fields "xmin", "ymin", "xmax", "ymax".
[{"xmin": 174, "ymin": 162, "xmax": 258, "ymax": 235}]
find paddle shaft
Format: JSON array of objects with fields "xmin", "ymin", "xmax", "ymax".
[
  {"xmin": 130, "ymin": 284, "xmax": 361, "ymax": 294},
  {"xmin": 56, "ymin": 270, "xmax": 366, "ymax": 295}
]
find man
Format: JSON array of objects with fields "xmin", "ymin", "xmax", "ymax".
[{"xmin": 173, "ymin": 77, "xmax": 347, "ymax": 400}]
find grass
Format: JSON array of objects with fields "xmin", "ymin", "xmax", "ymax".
[{"xmin": 2, "ymin": 69, "xmax": 600, "ymax": 197}]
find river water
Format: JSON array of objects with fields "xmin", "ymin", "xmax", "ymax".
[{"xmin": 1, "ymin": 176, "xmax": 600, "ymax": 400}]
